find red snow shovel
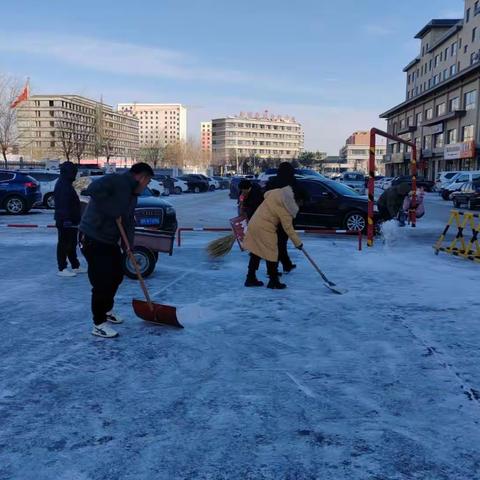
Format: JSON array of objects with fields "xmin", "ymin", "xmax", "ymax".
[{"xmin": 116, "ymin": 218, "xmax": 183, "ymax": 328}]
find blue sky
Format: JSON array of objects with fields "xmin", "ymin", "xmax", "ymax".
[{"xmin": 0, "ymin": 0, "xmax": 465, "ymax": 153}]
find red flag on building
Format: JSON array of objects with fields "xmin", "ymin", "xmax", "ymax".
[{"xmin": 10, "ymin": 82, "xmax": 29, "ymax": 109}]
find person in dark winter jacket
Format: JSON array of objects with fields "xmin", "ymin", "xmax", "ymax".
[
  {"xmin": 238, "ymin": 179, "xmax": 264, "ymax": 220},
  {"xmin": 377, "ymin": 182, "xmax": 411, "ymax": 223},
  {"xmin": 54, "ymin": 161, "xmax": 82, "ymax": 277},
  {"xmin": 265, "ymin": 162, "xmax": 298, "ymax": 273},
  {"xmin": 80, "ymin": 162, "xmax": 154, "ymax": 339}
]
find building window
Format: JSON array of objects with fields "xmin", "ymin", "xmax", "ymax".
[
  {"xmin": 435, "ymin": 55, "xmax": 440, "ymax": 67},
  {"xmin": 462, "ymin": 124, "xmax": 474, "ymax": 141},
  {"xmin": 445, "ymin": 47, "xmax": 448, "ymax": 60},
  {"xmin": 447, "ymin": 129, "xmax": 458, "ymax": 144},
  {"xmin": 451, "ymin": 42, "xmax": 458, "ymax": 56},
  {"xmin": 425, "ymin": 108, "xmax": 433, "ymax": 120},
  {"xmin": 464, "ymin": 90, "xmax": 477, "ymax": 110},
  {"xmin": 416, "ymin": 112, "xmax": 423, "ymax": 125},
  {"xmin": 449, "ymin": 97, "xmax": 460, "ymax": 111},
  {"xmin": 476, "ymin": 1, "xmax": 480, "ymax": 15},
  {"xmin": 429, "ymin": 59, "xmax": 433, "ymax": 70},
  {"xmin": 436, "ymin": 103, "xmax": 446, "ymax": 116},
  {"xmin": 423, "ymin": 135, "xmax": 432, "ymax": 150},
  {"xmin": 467, "ymin": 8, "xmax": 471, "ymax": 22},
  {"xmin": 450, "ymin": 64, "xmax": 457, "ymax": 76},
  {"xmin": 50, "ymin": 141, "xmax": 55, "ymax": 148},
  {"xmin": 434, "ymin": 132, "xmax": 444, "ymax": 148}
]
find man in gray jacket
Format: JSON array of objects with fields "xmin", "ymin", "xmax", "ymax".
[{"xmin": 80, "ymin": 163, "xmax": 154, "ymax": 338}]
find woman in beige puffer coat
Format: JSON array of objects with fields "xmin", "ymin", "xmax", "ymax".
[{"xmin": 243, "ymin": 185, "xmax": 303, "ymax": 289}]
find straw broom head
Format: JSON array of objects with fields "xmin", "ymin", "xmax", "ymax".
[{"xmin": 206, "ymin": 234, "xmax": 236, "ymax": 258}]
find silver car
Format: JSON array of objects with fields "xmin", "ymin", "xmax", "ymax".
[{"xmin": 339, "ymin": 172, "xmax": 366, "ymax": 194}]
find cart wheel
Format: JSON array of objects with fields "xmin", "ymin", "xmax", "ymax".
[{"xmin": 124, "ymin": 247, "xmax": 156, "ymax": 279}]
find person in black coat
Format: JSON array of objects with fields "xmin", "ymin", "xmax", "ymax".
[
  {"xmin": 265, "ymin": 162, "xmax": 298, "ymax": 273},
  {"xmin": 54, "ymin": 161, "xmax": 82, "ymax": 277},
  {"xmin": 238, "ymin": 179, "xmax": 264, "ymax": 220},
  {"xmin": 79, "ymin": 162, "xmax": 154, "ymax": 338}
]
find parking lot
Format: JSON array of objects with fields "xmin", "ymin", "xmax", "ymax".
[{"xmin": 1, "ymin": 191, "xmax": 480, "ymax": 479}]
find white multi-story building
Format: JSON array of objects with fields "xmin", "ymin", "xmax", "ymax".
[
  {"xmin": 16, "ymin": 95, "xmax": 139, "ymax": 163},
  {"xmin": 212, "ymin": 112, "xmax": 304, "ymax": 166},
  {"xmin": 118, "ymin": 103, "xmax": 187, "ymax": 147}
]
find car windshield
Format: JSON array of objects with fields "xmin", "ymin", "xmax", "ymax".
[
  {"xmin": 140, "ymin": 187, "xmax": 154, "ymax": 197},
  {"xmin": 325, "ymin": 180, "xmax": 362, "ymax": 196},
  {"xmin": 297, "ymin": 169, "xmax": 323, "ymax": 177},
  {"xmin": 343, "ymin": 173, "xmax": 364, "ymax": 181}
]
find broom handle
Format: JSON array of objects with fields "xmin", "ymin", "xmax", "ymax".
[
  {"xmin": 301, "ymin": 247, "xmax": 330, "ymax": 284},
  {"xmin": 116, "ymin": 218, "xmax": 154, "ymax": 310}
]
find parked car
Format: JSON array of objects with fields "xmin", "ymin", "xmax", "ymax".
[
  {"xmin": 451, "ymin": 182, "xmax": 480, "ymax": 210},
  {"xmin": 441, "ymin": 171, "xmax": 480, "ymax": 199},
  {"xmin": 179, "ymin": 174, "xmax": 209, "ymax": 193},
  {"xmin": 435, "ymin": 171, "xmax": 460, "ymax": 192},
  {"xmin": 391, "ymin": 175, "xmax": 434, "ymax": 192},
  {"xmin": 0, "ymin": 170, "xmax": 42, "ymax": 214},
  {"xmin": 229, "ymin": 176, "xmax": 266, "ymax": 199},
  {"xmin": 148, "ymin": 178, "xmax": 166, "ymax": 197},
  {"xmin": 170, "ymin": 177, "xmax": 189, "ymax": 194},
  {"xmin": 381, "ymin": 177, "xmax": 394, "ymax": 189},
  {"xmin": 19, "ymin": 169, "xmax": 60, "ymax": 209},
  {"xmin": 338, "ymin": 172, "xmax": 366, "ymax": 194},
  {"xmin": 294, "ymin": 178, "xmax": 377, "ymax": 232},
  {"xmin": 213, "ymin": 176, "xmax": 230, "ymax": 189},
  {"xmin": 258, "ymin": 168, "xmax": 325, "ymax": 187},
  {"xmin": 206, "ymin": 176, "xmax": 220, "ymax": 191}
]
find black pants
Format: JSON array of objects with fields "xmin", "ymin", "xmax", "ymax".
[
  {"xmin": 81, "ymin": 236, "xmax": 124, "ymax": 326},
  {"xmin": 57, "ymin": 226, "xmax": 80, "ymax": 271},
  {"xmin": 378, "ymin": 205, "xmax": 393, "ymax": 222},
  {"xmin": 248, "ymin": 253, "xmax": 278, "ymax": 279},
  {"xmin": 277, "ymin": 226, "xmax": 294, "ymax": 270}
]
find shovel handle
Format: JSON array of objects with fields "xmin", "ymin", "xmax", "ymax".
[
  {"xmin": 116, "ymin": 218, "xmax": 154, "ymax": 311},
  {"xmin": 301, "ymin": 247, "xmax": 331, "ymax": 285}
]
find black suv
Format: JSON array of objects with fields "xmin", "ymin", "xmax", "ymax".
[
  {"xmin": 295, "ymin": 178, "xmax": 374, "ymax": 232},
  {"xmin": 179, "ymin": 175, "xmax": 209, "ymax": 193},
  {"xmin": 391, "ymin": 176, "xmax": 434, "ymax": 192}
]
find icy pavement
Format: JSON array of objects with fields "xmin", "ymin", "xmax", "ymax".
[{"xmin": 1, "ymin": 198, "xmax": 480, "ymax": 479}]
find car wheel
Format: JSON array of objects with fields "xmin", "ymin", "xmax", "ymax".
[
  {"xmin": 209, "ymin": 185, "xmax": 215, "ymax": 192},
  {"xmin": 441, "ymin": 191, "xmax": 450, "ymax": 200},
  {"xmin": 4, "ymin": 195, "xmax": 27, "ymax": 215},
  {"xmin": 344, "ymin": 211, "xmax": 367, "ymax": 232},
  {"xmin": 174, "ymin": 186, "xmax": 182, "ymax": 195},
  {"xmin": 44, "ymin": 193, "xmax": 55, "ymax": 209},
  {"xmin": 194, "ymin": 186, "xmax": 201, "ymax": 193},
  {"xmin": 123, "ymin": 247, "xmax": 156, "ymax": 279}
]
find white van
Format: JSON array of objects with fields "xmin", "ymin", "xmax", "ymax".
[
  {"xmin": 441, "ymin": 171, "xmax": 480, "ymax": 200},
  {"xmin": 435, "ymin": 171, "xmax": 460, "ymax": 191}
]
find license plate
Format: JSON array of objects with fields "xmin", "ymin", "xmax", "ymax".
[{"xmin": 139, "ymin": 217, "xmax": 161, "ymax": 226}]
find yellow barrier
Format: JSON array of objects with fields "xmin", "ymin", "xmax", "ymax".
[{"xmin": 433, "ymin": 210, "xmax": 480, "ymax": 263}]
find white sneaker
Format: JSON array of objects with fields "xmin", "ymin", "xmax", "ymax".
[
  {"xmin": 72, "ymin": 267, "xmax": 87, "ymax": 274},
  {"xmin": 92, "ymin": 322, "xmax": 118, "ymax": 338},
  {"xmin": 106, "ymin": 311, "xmax": 124, "ymax": 324},
  {"xmin": 58, "ymin": 270, "xmax": 77, "ymax": 277}
]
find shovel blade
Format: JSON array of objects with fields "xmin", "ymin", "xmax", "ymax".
[{"xmin": 132, "ymin": 299, "xmax": 183, "ymax": 328}]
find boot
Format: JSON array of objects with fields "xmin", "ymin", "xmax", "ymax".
[
  {"xmin": 267, "ymin": 277, "xmax": 287, "ymax": 289},
  {"xmin": 283, "ymin": 263, "xmax": 297, "ymax": 273},
  {"xmin": 245, "ymin": 274, "xmax": 264, "ymax": 287}
]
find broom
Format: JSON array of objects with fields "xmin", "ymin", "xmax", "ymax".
[{"xmin": 206, "ymin": 233, "xmax": 236, "ymax": 258}]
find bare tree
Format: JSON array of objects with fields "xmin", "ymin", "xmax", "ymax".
[
  {"xmin": 141, "ymin": 141, "xmax": 164, "ymax": 169},
  {"xmin": 0, "ymin": 76, "xmax": 23, "ymax": 168},
  {"xmin": 55, "ymin": 114, "xmax": 93, "ymax": 163}
]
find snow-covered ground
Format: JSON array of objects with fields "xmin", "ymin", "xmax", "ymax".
[{"xmin": 1, "ymin": 192, "xmax": 479, "ymax": 479}]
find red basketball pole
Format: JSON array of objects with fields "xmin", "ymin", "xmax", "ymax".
[{"xmin": 368, "ymin": 128, "xmax": 417, "ymax": 247}]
